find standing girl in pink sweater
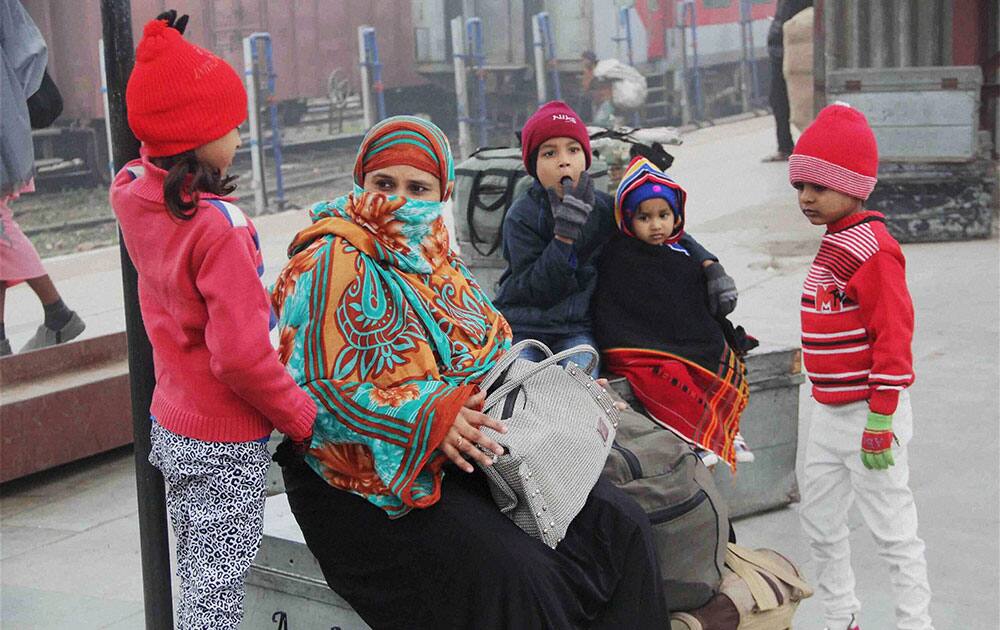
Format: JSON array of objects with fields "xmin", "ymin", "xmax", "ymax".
[{"xmin": 109, "ymin": 14, "xmax": 315, "ymax": 629}]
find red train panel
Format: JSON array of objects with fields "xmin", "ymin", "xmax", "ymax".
[
  {"xmin": 634, "ymin": 0, "xmax": 777, "ymax": 61},
  {"xmin": 22, "ymin": 0, "xmax": 424, "ymax": 122}
]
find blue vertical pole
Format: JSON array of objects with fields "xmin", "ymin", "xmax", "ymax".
[
  {"xmin": 539, "ymin": 12, "xmax": 562, "ymax": 101},
  {"xmin": 362, "ymin": 28, "xmax": 386, "ymax": 122},
  {"xmin": 619, "ymin": 7, "xmax": 634, "ymax": 66},
  {"xmin": 250, "ymin": 33, "xmax": 285, "ymax": 211},
  {"xmin": 682, "ymin": 1, "xmax": 703, "ymax": 120},
  {"xmin": 742, "ymin": 0, "xmax": 760, "ymax": 104},
  {"xmin": 466, "ymin": 18, "xmax": 489, "ymax": 148}
]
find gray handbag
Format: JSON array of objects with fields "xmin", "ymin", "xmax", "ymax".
[{"xmin": 476, "ymin": 339, "xmax": 620, "ymax": 549}]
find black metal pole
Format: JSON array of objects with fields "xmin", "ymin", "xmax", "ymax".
[{"xmin": 100, "ymin": 2, "xmax": 174, "ymax": 628}]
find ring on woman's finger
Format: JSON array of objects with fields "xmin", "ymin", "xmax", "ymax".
[{"xmin": 455, "ymin": 436, "xmax": 465, "ymax": 449}]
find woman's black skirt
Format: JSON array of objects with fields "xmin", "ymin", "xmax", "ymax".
[{"xmin": 277, "ymin": 444, "xmax": 669, "ymax": 629}]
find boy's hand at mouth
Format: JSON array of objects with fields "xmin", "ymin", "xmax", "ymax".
[{"xmin": 547, "ymin": 171, "xmax": 595, "ymax": 243}]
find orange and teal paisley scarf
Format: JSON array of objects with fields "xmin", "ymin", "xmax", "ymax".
[{"xmin": 272, "ymin": 118, "xmax": 511, "ymax": 517}]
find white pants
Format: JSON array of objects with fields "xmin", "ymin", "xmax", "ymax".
[{"xmin": 799, "ymin": 392, "xmax": 933, "ymax": 630}]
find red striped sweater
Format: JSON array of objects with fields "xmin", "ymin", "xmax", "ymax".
[{"xmin": 800, "ymin": 211, "xmax": 914, "ymax": 415}]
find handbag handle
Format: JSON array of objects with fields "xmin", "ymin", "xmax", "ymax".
[
  {"xmin": 478, "ymin": 339, "xmax": 554, "ymax": 392},
  {"xmin": 483, "ymin": 344, "xmax": 600, "ymax": 411}
]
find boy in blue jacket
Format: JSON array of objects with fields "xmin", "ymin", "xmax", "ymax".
[{"xmin": 494, "ymin": 101, "xmax": 736, "ymax": 375}]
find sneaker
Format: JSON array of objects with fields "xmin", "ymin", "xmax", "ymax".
[
  {"xmin": 20, "ymin": 311, "xmax": 86, "ymax": 352},
  {"xmin": 0, "ymin": 338, "xmax": 11, "ymax": 357},
  {"xmin": 734, "ymin": 433, "xmax": 756, "ymax": 463},
  {"xmin": 761, "ymin": 150, "xmax": 791, "ymax": 162},
  {"xmin": 825, "ymin": 614, "xmax": 860, "ymax": 630},
  {"xmin": 694, "ymin": 447, "xmax": 719, "ymax": 468}
]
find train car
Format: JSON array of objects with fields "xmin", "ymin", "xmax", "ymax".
[
  {"xmin": 23, "ymin": 0, "xmax": 424, "ymax": 121},
  {"xmin": 410, "ymin": 0, "xmax": 777, "ymax": 128},
  {"xmin": 21, "ymin": 0, "xmax": 430, "ymax": 185},
  {"xmin": 21, "ymin": 0, "xmax": 776, "ymax": 187}
]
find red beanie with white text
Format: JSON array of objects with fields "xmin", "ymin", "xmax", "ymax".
[
  {"xmin": 788, "ymin": 102, "xmax": 879, "ymax": 200},
  {"xmin": 520, "ymin": 101, "xmax": 592, "ymax": 176},
  {"xmin": 126, "ymin": 18, "xmax": 247, "ymax": 157}
]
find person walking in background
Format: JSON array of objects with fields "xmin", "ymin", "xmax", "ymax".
[
  {"xmin": 792, "ymin": 103, "xmax": 933, "ymax": 630},
  {"xmin": 578, "ymin": 49, "xmax": 598, "ymax": 121},
  {"xmin": 762, "ymin": 0, "xmax": 812, "ymax": 162},
  {"xmin": 0, "ymin": 0, "xmax": 85, "ymax": 356}
]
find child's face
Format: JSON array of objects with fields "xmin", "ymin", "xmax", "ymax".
[
  {"xmin": 794, "ymin": 181, "xmax": 862, "ymax": 226},
  {"xmin": 535, "ymin": 137, "xmax": 587, "ymax": 198},
  {"xmin": 195, "ymin": 128, "xmax": 241, "ymax": 177},
  {"xmin": 363, "ymin": 164, "xmax": 442, "ymax": 201},
  {"xmin": 632, "ymin": 198, "xmax": 676, "ymax": 245}
]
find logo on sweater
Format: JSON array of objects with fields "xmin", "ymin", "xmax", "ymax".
[
  {"xmin": 552, "ymin": 113, "xmax": 577, "ymax": 124},
  {"xmin": 815, "ymin": 285, "xmax": 845, "ymax": 312}
]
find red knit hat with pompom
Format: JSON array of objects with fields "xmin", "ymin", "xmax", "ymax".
[
  {"xmin": 789, "ymin": 102, "xmax": 879, "ymax": 200},
  {"xmin": 126, "ymin": 19, "xmax": 247, "ymax": 157}
]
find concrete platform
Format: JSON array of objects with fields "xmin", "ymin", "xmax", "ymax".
[{"xmin": 1, "ymin": 115, "xmax": 997, "ymax": 629}]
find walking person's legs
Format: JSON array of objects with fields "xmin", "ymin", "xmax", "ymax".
[
  {"xmin": 799, "ymin": 401, "xmax": 863, "ymax": 629},
  {"xmin": 1, "ymin": 197, "xmax": 85, "ymax": 353},
  {"xmin": 20, "ymin": 273, "xmax": 85, "ymax": 351},
  {"xmin": 764, "ymin": 56, "xmax": 795, "ymax": 161}
]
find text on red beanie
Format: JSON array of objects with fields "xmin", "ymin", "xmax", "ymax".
[
  {"xmin": 789, "ymin": 102, "xmax": 879, "ymax": 200},
  {"xmin": 520, "ymin": 101, "xmax": 591, "ymax": 176},
  {"xmin": 126, "ymin": 19, "xmax": 247, "ymax": 157}
]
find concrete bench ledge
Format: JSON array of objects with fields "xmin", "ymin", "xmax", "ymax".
[{"xmin": 0, "ymin": 332, "xmax": 131, "ymax": 483}]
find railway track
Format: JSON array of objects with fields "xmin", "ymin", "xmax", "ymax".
[{"xmin": 18, "ymin": 131, "xmax": 365, "ymax": 241}]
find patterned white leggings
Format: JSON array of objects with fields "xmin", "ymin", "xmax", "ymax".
[{"xmin": 149, "ymin": 421, "xmax": 271, "ymax": 630}]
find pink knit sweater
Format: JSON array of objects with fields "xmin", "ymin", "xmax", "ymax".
[{"xmin": 110, "ymin": 156, "xmax": 315, "ymax": 442}]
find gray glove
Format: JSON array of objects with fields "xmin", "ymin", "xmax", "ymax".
[
  {"xmin": 705, "ymin": 262, "xmax": 738, "ymax": 317},
  {"xmin": 547, "ymin": 171, "xmax": 595, "ymax": 242}
]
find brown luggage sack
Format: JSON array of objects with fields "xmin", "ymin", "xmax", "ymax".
[{"xmin": 670, "ymin": 543, "xmax": 814, "ymax": 630}]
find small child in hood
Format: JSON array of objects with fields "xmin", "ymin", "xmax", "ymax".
[{"xmin": 592, "ymin": 156, "xmax": 756, "ymax": 468}]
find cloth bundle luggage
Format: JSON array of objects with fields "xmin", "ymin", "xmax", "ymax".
[
  {"xmin": 602, "ymin": 400, "xmax": 730, "ymax": 611},
  {"xmin": 670, "ymin": 544, "xmax": 814, "ymax": 630},
  {"xmin": 592, "ymin": 58, "xmax": 649, "ymax": 110}
]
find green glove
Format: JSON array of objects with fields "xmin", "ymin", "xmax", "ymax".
[{"xmin": 861, "ymin": 411, "xmax": 895, "ymax": 470}]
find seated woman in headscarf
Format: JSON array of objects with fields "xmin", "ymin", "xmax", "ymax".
[{"xmin": 271, "ymin": 116, "xmax": 669, "ymax": 629}]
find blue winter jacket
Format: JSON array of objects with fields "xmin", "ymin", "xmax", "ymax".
[{"xmin": 493, "ymin": 180, "xmax": 716, "ymax": 336}]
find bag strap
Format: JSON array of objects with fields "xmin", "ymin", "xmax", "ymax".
[
  {"xmin": 478, "ymin": 339, "xmax": 554, "ymax": 393},
  {"xmin": 727, "ymin": 544, "xmax": 813, "ymax": 596},
  {"xmin": 466, "ymin": 169, "xmax": 521, "ymax": 257},
  {"xmin": 725, "ymin": 549, "xmax": 781, "ymax": 611},
  {"xmin": 483, "ymin": 344, "xmax": 599, "ymax": 411}
]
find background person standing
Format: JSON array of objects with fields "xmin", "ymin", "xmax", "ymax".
[{"xmin": 763, "ymin": 0, "xmax": 813, "ymax": 162}]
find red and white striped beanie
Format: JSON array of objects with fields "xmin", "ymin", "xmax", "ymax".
[{"xmin": 788, "ymin": 102, "xmax": 878, "ymax": 200}]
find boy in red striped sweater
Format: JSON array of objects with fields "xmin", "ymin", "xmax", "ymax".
[{"xmin": 791, "ymin": 104, "xmax": 933, "ymax": 630}]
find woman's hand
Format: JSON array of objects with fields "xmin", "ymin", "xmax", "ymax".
[{"xmin": 442, "ymin": 391, "xmax": 507, "ymax": 472}]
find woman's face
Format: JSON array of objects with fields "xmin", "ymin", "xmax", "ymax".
[{"xmin": 363, "ymin": 164, "xmax": 442, "ymax": 201}]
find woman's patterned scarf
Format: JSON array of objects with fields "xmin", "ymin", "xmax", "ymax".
[{"xmin": 272, "ymin": 117, "xmax": 511, "ymax": 517}]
